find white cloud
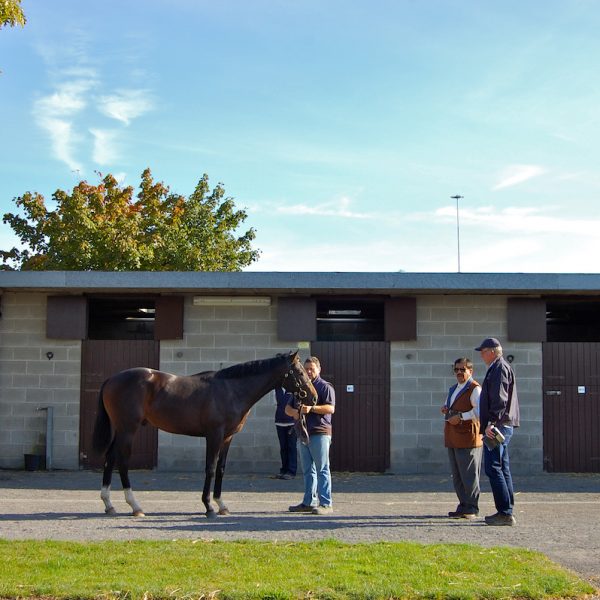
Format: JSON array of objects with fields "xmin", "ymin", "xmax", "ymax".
[
  {"xmin": 246, "ymin": 238, "xmax": 405, "ymax": 272},
  {"xmin": 459, "ymin": 232, "xmax": 600, "ymax": 274},
  {"xmin": 90, "ymin": 128, "xmax": 119, "ymax": 165},
  {"xmin": 29, "ymin": 38, "xmax": 154, "ymax": 176},
  {"xmin": 434, "ymin": 205, "xmax": 600, "ymax": 236},
  {"xmin": 34, "ymin": 79, "xmax": 95, "ymax": 173},
  {"xmin": 35, "ymin": 79, "xmax": 95, "ymax": 116},
  {"xmin": 493, "ymin": 164, "xmax": 546, "ymax": 190},
  {"xmin": 36, "ymin": 91, "xmax": 85, "ymax": 116},
  {"xmin": 97, "ymin": 90, "xmax": 153, "ymax": 125},
  {"xmin": 277, "ymin": 196, "xmax": 374, "ymax": 219},
  {"xmin": 247, "ymin": 219, "xmax": 600, "ymax": 274},
  {"xmin": 256, "ymin": 196, "xmax": 600, "ymax": 273},
  {"xmin": 36, "ymin": 117, "xmax": 82, "ymax": 173},
  {"xmin": 34, "ymin": 78, "xmax": 154, "ymax": 172}
]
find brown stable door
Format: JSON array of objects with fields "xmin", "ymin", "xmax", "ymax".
[
  {"xmin": 311, "ymin": 341, "xmax": 390, "ymax": 472},
  {"xmin": 543, "ymin": 342, "xmax": 600, "ymax": 472},
  {"xmin": 79, "ymin": 340, "xmax": 160, "ymax": 469}
]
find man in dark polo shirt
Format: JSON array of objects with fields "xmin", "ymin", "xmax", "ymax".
[{"xmin": 286, "ymin": 356, "xmax": 336, "ymax": 515}]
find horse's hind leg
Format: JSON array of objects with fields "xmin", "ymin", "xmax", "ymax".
[
  {"xmin": 115, "ymin": 433, "xmax": 145, "ymax": 517},
  {"xmin": 202, "ymin": 434, "xmax": 224, "ymax": 519},
  {"xmin": 100, "ymin": 441, "xmax": 117, "ymax": 515},
  {"xmin": 213, "ymin": 437, "xmax": 233, "ymax": 516}
]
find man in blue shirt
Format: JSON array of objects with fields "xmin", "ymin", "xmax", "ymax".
[{"xmin": 476, "ymin": 337, "xmax": 520, "ymax": 526}]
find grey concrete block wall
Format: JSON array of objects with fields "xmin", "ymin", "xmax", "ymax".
[
  {"xmin": 0, "ymin": 292, "xmax": 543, "ymax": 475},
  {"xmin": 390, "ymin": 295, "xmax": 543, "ymax": 475},
  {"xmin": 158, "ymin": 297, "xmax": 303, "ymax": 473},
  {"xmin": 0, "ymin": 292, "xmax": 81, "ymax": 469},
  {"xmin": 158, "ymin": 294, "xmax": 543, "ymax": 476}
]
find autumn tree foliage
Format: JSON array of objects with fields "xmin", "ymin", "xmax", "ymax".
[
  {"xmin": 1, "ymin": 169, "xmax": 260, "ymax": 271},
  {"xmin": 0, "ymin": 0, "xmax": 26, "ymax": 29}
]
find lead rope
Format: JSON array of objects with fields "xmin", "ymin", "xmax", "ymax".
[
  {"xmin": 294, "ymin": 388, "xmax": 310, "ymax": 446},
  {"xmin": 284, "ymin": 366, "xmax": 311, "ymax": 445}
]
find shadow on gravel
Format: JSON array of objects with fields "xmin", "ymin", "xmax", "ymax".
[
  {"xmin": 2, "ymin": 510, "xmax": 487, "ymax": 532},
  {"xmin": 100, "ymin": 514, "xmax": 492, "ymax": 535},
  {"xmin": 0, "ymin": 512, "xmax": 109, "ymax": 521}
]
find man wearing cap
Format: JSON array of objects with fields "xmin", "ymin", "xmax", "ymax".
[{"xmin": 476, "ymin": 337, "xmax": 520, "ymax": 526}]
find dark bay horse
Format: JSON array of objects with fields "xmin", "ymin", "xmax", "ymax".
[{"xmin": 92, "ymin": 351, "xmax": 316, "ymax": 518}]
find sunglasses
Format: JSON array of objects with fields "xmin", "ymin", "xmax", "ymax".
[{"xmin": 453, "ymin": 367, "xmax": 469, "ymax": 373}]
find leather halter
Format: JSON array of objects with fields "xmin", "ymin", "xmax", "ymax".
[{"xmin": 284, "ymin": 364, "xmax": 316, "ymax": 405}]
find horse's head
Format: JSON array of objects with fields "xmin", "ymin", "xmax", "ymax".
[{"xmin": 282, "ymin": 351, "xmax": 318, "ymax": 406}]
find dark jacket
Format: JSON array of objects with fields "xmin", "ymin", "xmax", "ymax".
[
  {"xmin": 275, "ymin": 387, "xmax": 295, "ymax": 425},
  {"xmin": 479, "ymin": 356, "xmax": 520, "ymax": 430}
]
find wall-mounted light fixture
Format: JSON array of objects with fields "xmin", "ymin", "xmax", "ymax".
[{"xmin": 193, "ymin": 296, "xmax": 271, "ymax": 306}]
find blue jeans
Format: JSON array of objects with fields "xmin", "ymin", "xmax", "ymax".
[
  {"xmin": 299, "ymin": 434, "xmax": 332, "ymax": 507},
  {"xmin": 276, "ymin": 425, "xmax": 297, "ymax": 476},
  {"xmin": 483, "ymin": 425, "xmax": 514, "ymax": 515}
]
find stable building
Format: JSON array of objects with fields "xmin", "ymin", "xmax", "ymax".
[{"xmin": 1, "ymin": 271, "xmax": 599, "ymax": 475}]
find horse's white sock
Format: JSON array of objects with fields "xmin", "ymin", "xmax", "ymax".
[
  {"xmin": 215, "ymin": 497, "xmax": 228, "ymax": 513},
  {"xmin": 124, "ymin": 488, "xmax": 144, "ymax": 515},
  {"xmin": 101, "ymin": 485, "xmax": 114, "ymax": 513}
]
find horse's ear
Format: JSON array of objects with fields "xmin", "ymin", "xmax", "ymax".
[{"xmin": 290, "ymin": 350, "xmax": 299, "ymax": 361}]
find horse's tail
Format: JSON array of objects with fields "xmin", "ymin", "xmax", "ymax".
[{"xmin": 92, "ymin": 381, "xmax": 114, "ymax": 456}]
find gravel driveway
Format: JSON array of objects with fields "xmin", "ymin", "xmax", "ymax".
[{"xmin": 1, "ymin": 470, "xmax": 599, "ymax": 589}]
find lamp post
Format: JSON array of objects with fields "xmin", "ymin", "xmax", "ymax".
[{"xmin": 450, "ymin": 195, "xmax": 463, "ymax": 272}]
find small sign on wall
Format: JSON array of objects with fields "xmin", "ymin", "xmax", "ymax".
[
  {"xmin": 346, "ymin": 384, "xmax": 354, "ymax": 393},
  {"xmin": 578, "ymin": 386, "xmax": 586, "ymax": 394}
]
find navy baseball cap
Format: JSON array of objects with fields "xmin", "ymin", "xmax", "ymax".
[{"xmin": 475, "ymin": 337, "xmax": 501, "ymax": 351}]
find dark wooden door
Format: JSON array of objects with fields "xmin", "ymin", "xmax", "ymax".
[
  {"xmin": 80, "ymin": 340, "xmax": 160, "ymax": 469},
  {"xmin": 543, "ymin": 342, "xmax": 600, "ymax": 472},
  {"xmin": 311, "ymin": 341, "xmax": 390, "ymax": 472}
]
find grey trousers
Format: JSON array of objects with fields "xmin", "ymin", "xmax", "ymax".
[{"xmin": 447, "ymin": 446, "xmax": 483, "ymax": 514}]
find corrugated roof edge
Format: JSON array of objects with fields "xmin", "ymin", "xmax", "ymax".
[{"xmin": 1, "ymin": 271, "xmax": 600, "ymax": 295}]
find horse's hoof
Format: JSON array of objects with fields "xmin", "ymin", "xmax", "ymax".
[
  {"xmin": 132, "ymin": 510, "xmax": 145, "ymax": 517},
  {"xmin": 218, "ymin": 507, "xmax": 230, "ymax": 516},
  {"xmin": 206, "ymin": 510, "xmax": 217, "ymax": 520},
  {"xmin": 104, "ymin": 507, "xmax": 117, "ymax": 516}
]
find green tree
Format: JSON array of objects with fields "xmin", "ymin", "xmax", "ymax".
[
  {"xmin": 0, "ymin": 0, "xmax": 26, "ymax": 29},
  {"xmin": 1, "ymin": 169, "xmax": 260, "ymax": 271}
]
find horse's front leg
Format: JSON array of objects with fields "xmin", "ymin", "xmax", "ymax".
[
  {"xmin": 213, "ymin": 437, "xmax": 233, "ymax": 515},
  {"xmin": 202, "ymin": 434, "xmax": 223, "ymax": 519}
]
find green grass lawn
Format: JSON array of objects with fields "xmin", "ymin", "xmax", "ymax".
[{"xmin": 0, "ymin": 539, "xmax": 594, "ymax": 600}]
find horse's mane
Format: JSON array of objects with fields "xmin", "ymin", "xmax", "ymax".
[{"xmin": 214, "ymin": 354, "xmax": 287, "ymax": 380}]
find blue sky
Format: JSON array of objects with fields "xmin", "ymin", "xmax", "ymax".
[{"xmin": 1, "ymin": 0, "xmax": 599, "ymax": 272}]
